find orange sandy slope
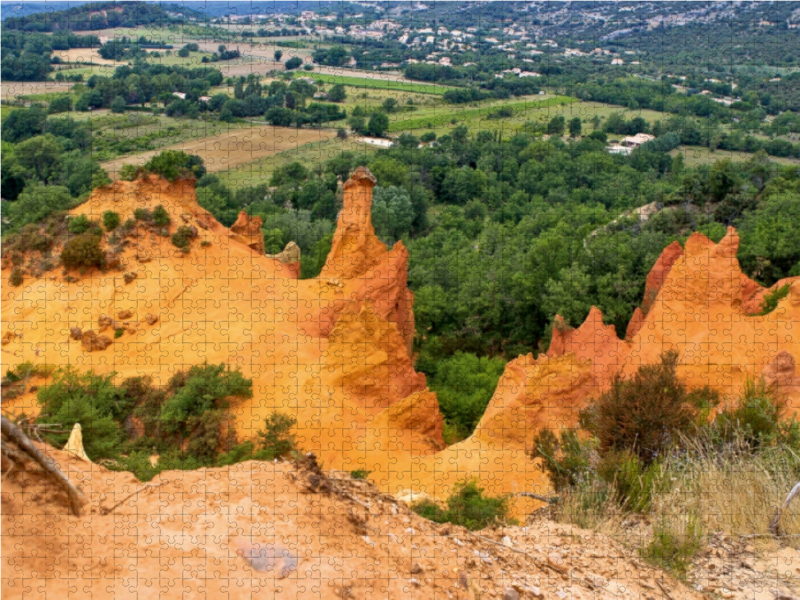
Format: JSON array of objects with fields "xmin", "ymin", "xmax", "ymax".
[
  {"xmin": 1, "ymin": 446, "xmax": 704, "ymax": 600},
  {"xmin": 2, "ymin": 170, "xmax": 799, "ymax": 519}
]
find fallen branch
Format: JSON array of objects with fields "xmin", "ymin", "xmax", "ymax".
[
  {"xmin": 516, "ymin": 491, "xmax": 560, "ymax": 504},
  {"xmin": 655, "ymin": 579, "xmax": 674, "ymax": 600},
  {"xmin": 100, "ymin": 482, "xmax": 165, "ymax": 515},
  {"xmin": 1, "ymin": 416, "xmax": 88, "ymax": 516},
  {"xmin": 770, "ymin": 481, "xmax": 800, "ymax": 536}
]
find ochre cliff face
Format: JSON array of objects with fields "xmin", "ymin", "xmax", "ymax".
[
  {"xmin": 3, "ymin": 172, "xmax": 799, "ymax": 518},
  {"xmin": 546, "ymin": 228, "xmax": 800, "ymax": 407}
]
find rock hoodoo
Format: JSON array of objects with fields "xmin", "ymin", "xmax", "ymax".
[{"xmin": 229, "ymin": 209, "xmax": 266, "ymax": 254}]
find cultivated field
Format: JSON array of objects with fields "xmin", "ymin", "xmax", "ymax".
[
  {"xmin": 100, "ymin": 124, "xmax": 338, "ymax": 178},
  {"xmin": 0, "ymin": 81, "xmax": 75, "ymax": 99},
  {"xmin": 216, "ymin": 135, "xmax": 376, "ymax": 190},
  {"xmin": 51, "ymin": 48, "xmax": 119, "ymax": 65}
]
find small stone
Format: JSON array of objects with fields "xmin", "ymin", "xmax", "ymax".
[
  {"xmin": 81, "ymin": 330, "xmax": 112, "ymax": 352},
  {"xmin": 503, "ymin": 587, "xmax": 520, "ymax": 600},
  {"xmin": 514, "ymin": 585, "xmax": 544, "ymax": 599},
  {"xmin": 123, "ymin": 272, "xmax": 137, "ymax": 284},
  {"xmin": 117, "ymin": 310, "xmax": 133, "ymax": 319},
  {"xmin": 70, "ymin": 327, "xmax": 82, "ymax": 340},
  {"xmin": 411, "ymin": 564, "xmax": 422, "ymax": 574},
  {"xmin": 409, "ymin": 578, "xmax": 421, "ymax": 587},
  {"xmin": 98, "ymin": 314, "xmax": 114, "ymax": 332},
  {"xmin": 146, "ymin": 313, "xmax": 159, "ymax": 325}
]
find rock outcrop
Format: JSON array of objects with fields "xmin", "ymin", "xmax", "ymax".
[
  {"xmin": 229, "ymin": 210, "xmax": 266, "ymax": 254},
  {"xmin": 265, "ymin": 241, "xmax": 301, "ymax": 278}
]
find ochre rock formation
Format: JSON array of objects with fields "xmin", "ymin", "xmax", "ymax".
[
  {"xmin": 547, "ymin": 228, "xmax": 800, "ymax": 407},
  {"xmin": 266, "ymin": 241, "xmax": 301, "ymax": 278},
  {"xmin": 0, "ymin": 171, "xmax": 441, "ymax": 495},
  {"xmin": 2, "ymin": 171, "xmax": 799, "ymax": 521},
  {"xmin": 229, "ymin": 209, "xmax": 266, "ymax": 254}
]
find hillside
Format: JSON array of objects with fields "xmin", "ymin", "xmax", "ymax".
[
  {"xmin": 3, "ymin": 167, "xmax": 799, "ymax": 522},
  {"xmin": 2, "ymin": 444, "xmax": 707, "ymax": 600}
]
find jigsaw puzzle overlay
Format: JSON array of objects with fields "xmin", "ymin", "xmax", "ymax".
[{"xmin": 2, "ymin": 2, "xmax": 800, "ymax": 599}]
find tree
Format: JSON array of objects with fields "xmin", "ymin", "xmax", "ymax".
[
  {"xmin": 4, "ymin": 105, "xmax": 47, "ymax": 143},
  {"xmin": 348, "ymin": 115, "xmax": 367, "ymax": 136},
  {"xmin": 372, "ymin": 186, "xmax": 415, "ymax": 245},
  {"xmin": 547, "ymin": 115, "xmax": 566, "ymax": 136},
  {"xmin": 61, "ymin": 234, "xmax": 104, "ymax": 270},
  {"xmin": 1, "ymin": 184, "xmax": 72, "ymax": 233},
  {"xmin": 14, "ymin": 134, "xmax": 63, "ymax": 182},
  {"xmin": 144, "ymin": 150, "xmax": 206, "ymax": 181},
  {"xmin": 427, "ymin": 352, "xmax": 507, "ymax": 440},
  {"xmin": 110, "ymin": 96, "xmax": 126, "ymax": 114},
  {"xmin": 274, "ymin": 50, "xmax": 283, "ymax": 62},
  {"xmin": 102, "ymin": 211, "xmax": 120, "ymax": 231},
  {"xmin": 568, "ymin": 116, "xmax": 582, "ymax": 138},
  {"xmin": 382, "ymin": 97, "xmax": 398, "ymax": 113},
  {"xmin": 367, "ymin": 112, "xmax": 389, "ymax": 137},
  {"xmin": 327, "ymin": 83, "xmax": 346, "ymax": 102},
  {"xmin": 285, "ymin": 56, "xmax": 303, "ymax": 70}
]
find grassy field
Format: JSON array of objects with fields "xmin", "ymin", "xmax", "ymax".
[
  {"xmin": 217, "ymin": 135, "xmax": 375, "ymax": 190},
  {"xmin": 100, "ymin": 124, "xmax": 338, "ymax": 179},
  {"xmin": 386, "ymin": 95, "xmax": 577, "ymax": 133},
  {"xmin": 1, "ymin": 81, "xmax": 75, "ymax": 99},
  {"xmin": 670, "ymin": 145, "xmax": 800, "ymax": 167},
  {"xmin": 300, "ymin": 72, "xmax": 450, "ymax": 95}
]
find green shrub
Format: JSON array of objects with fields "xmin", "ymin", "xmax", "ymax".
[
  {"xmin": 114, "ymin": 328, "xmax": 124, "ymax": 339},
  {"xmin": 14, "ymin": 223, "xmax": 54, "ymax": 253},
  {"xmin": 754, "ymin": 284, "xmax": 791, "ymax": 316},
  {"xmin": 152, "ymin": 204, "xmax": 170, "ymax": 227},
  {"xmin": 120, "ymin": 164, "xmax": 138, "ymax": 181},
  {"xmin": 350, "ymin": 469, "xmax": 371, "ymax": 480},
  {"xmin": 596, "ymin": 450, "xmax": 664, "ymax": 512},
  {"xmin": 61, "ymin": 234, "xmax": 104, "ymax": 270},
  {"xmin": 531, "ymin": 428, "xmax": 596, "ymax": 492},
  {"xmin": 9, "ymin": 268, "xmax": 24, "ymax": 287},
  {"xmin": 171, "ymin": 225, "xmax": 194, "ymax": 249},
  {"xmin": 157, "ymin": 363, "xmax": 252, "ymax": 458},
  {"xmin": 134, "ymin": 208, "xmax": 152, "ymax": 222},
  {"xmin": 68, "ymin": 214, "xmax": 93, "ymax": 235},
  {"xmin": 102, "ymin": 211, "xmax": 120, "ymax": 231},
  {"xmin": 36, "ymin": 368, "xmax": 128, "ymax": 460},
  {"xmin": 642, "ymin": 511, "xmax": 704, "ymax": 579},
  {"xmin": 257, "ymin": 411, "xmax": 297, "ymax": 459},
  {"xmin": 412, "ymin": 479, "xmax": 517, "ymax": 531},
  {"xmin": 144, "ymin": 150, "xmax": 206, "ymax": 181},
  {"xmin": 713, "ymin": 377, "xmax": 800, "ymax": 450},
  {"xmin": 580, "ymin": 350, "xmax": 719, "ymax": 464}
]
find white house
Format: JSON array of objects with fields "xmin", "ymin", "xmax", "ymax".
[
  {"xmin": 360, "ymin": 137, "xmax": 393, "ymax": 148},
  {"xmin": 621, "ymin": 133, "xmax": 655, "ymax": 148}
]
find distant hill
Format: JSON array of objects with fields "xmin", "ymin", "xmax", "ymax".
[
  {"xmin": 1, "ymin": 1, "xmax": 203, "ymax": 30},
  {"xmin": 0, "ymin": 0, "xmax": 340, "ymax": 23}
]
